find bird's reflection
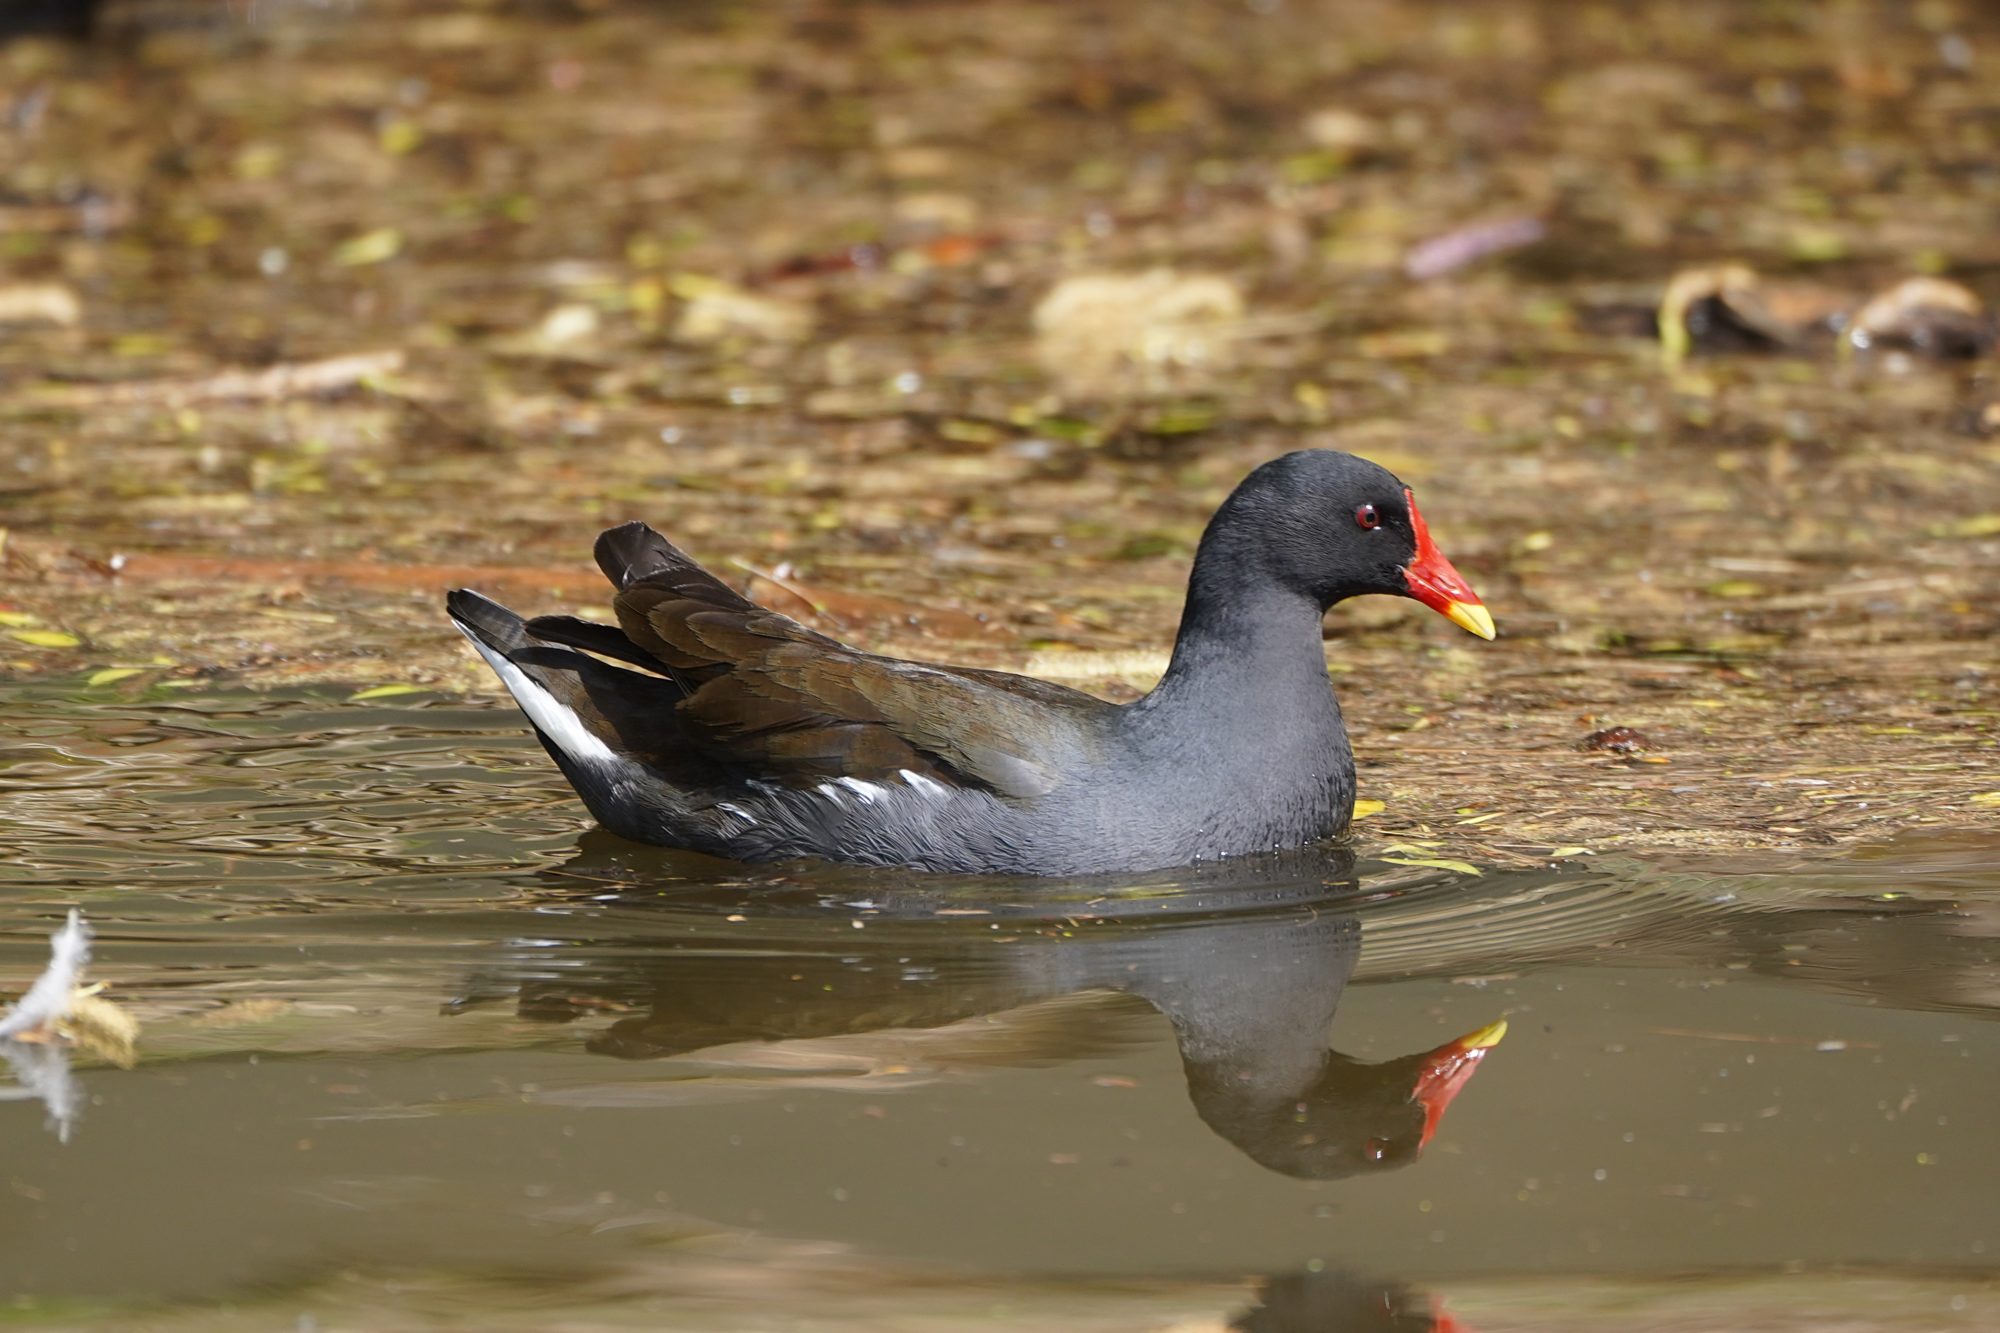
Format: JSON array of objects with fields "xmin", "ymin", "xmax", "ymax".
[
  {"xmin": 1229, "ymin": 1267, "xmax": 1467, "ymax": 1332},
  {"xmin": 457, "ymin": 832, "xmax": 1506, "ymax": 1182}
]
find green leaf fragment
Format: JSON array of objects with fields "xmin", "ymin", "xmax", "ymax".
[{"xmin": 348, "ymin": 683, "xmax": 429, "ymax": 701}]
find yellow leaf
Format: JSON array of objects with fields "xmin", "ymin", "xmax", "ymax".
[
  {"xmin": 1549, "ymin": 846, "xmax": 1594, "ymax": 858},
  {"xmin": 348, "ymin": 683, "xmax": 428, "ymax": 701},
  {"xmin": 1947, "ymin": 514, "xmax": 2000, "ymax": 539},
  {"xmin": 1379, "ymin": 855, "xmax": 1483, "ymax": 876},
  {"xmin": 10, "ymin": 629, "xmax": 80, "ymax": 648},
  {"xmin": 0, "ymin": 609, "xmax": 39, "ymax": 626},
  {"xmin": 1970, "ymin": 792, "xmax": 2000, "ymax": 808},
  {"xmin": 1351, "ymin": 799, "xmax": 1386, "ymax": 819},
  {"xmin": 334, "ymin": 227, "xmax": 403, "ymax": 267},
  {"xmin": 378, "ymin": 118, "xmax": 423, "ymax": 155},
  {"xmin": 86, "ymin": 667, "xmax": 143, "ymax": 686}
]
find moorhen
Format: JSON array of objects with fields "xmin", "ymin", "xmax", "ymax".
[{"xmin": 446, "ymin": 448, "xmax": 1493, "ymax": 874}]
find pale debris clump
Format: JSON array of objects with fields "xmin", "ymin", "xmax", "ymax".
[
  {"xmin": 0, "ymin": 909, "xmax": 139, "ymax": 1068},
  {"xmin": 671, "ymin": 274, "xmax": 814, "ymax": 344},
  {"xmin": 0, "ymin": 282, "xmax": 82, "ymax": 326},
  {"xmin": 1032, "ymin": 269, "xmax": 1246, "ymax": 388}
]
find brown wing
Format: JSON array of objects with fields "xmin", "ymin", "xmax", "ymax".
[{"xmin": 595, "ymin": 522, "xmax": 1103, "ymax": 798}]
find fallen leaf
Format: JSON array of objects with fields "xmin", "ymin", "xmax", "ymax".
[
  {"xmin": 1379, "ymin": 856, "xmax": 1483, "ymax": 876},
  {"xmin": 0, "ymin": 610, "xmax": 39, "ymax": 626},
  {"xmin": 86, "ymin": 667, "xmax": 143, "ymax": 686},
  {"xmin": 10, "ymin": 629, "xmax": 80, "ymax": 649},
  {"xmin": 334, "ymin": 227, "xmax": 404, "ymax": 267},
  {"xmin": 1404, "ymin": 215, "xmax": 1545, "ymax": 280},
  {"xmin": 1352, "ymin": 799, "xmax": 1386, "ymax": 819},
  {"xmin": 1944, "ymin": 514, "xmax": 2000, "ymax": 539},
  {"xmin": 348, "ymin": 683, "xmax": 429, "ymax": 702}
]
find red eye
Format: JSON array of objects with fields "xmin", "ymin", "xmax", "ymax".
[{"xmin": 1355, "ymin": 504, "xmax": 1381, "ymax": 530}]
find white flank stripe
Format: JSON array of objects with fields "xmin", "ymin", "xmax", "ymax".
[
  {"xmin": 836, "ymin": 776, "xmax": 885, "ymax": 803},
  {"xmin": 455, "ymin": 623, "xmax": 620, "ymax": 768},
  {"xmin": 716, "ymin": 802, "xmax": 757, "ymax": 825},
  {"xmin": 899, "ymin": 768, "xmax": 948, "ymax": 800},
  {"xmin": 815, "ymin": 781, "xmax": 845, "ymax": 804}
]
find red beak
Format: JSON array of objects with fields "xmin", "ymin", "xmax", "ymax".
[
  {"xmin": 1412, "ymin": 1018, "xmax": 1506, "ymax": 1150},
  {"xmin": 1401, "ymin": 489, "xmax": 1495, "ymax": 640}
]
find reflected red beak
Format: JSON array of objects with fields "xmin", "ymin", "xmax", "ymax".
[
  {"xmin": 1412, "ymin": 1018, "xmax": 1507, "ymax": 1150},
  {"xmin": 1402, "ymin": 489, "xmax": 1495, "ymax": 640}
]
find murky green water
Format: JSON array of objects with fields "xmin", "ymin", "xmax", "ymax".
[{"xmin": 3, "ymin": 686, "xmax": 1995, "ymax": 1329}]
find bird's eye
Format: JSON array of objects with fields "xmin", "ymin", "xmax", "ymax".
[
  {"xmin": 1355, "ymin": 504, "xmax": 1381, "ymax": 530},
  {"xmin": 1364, "ymin": 1137, "xmax": 1390, "ymax": 1161}
]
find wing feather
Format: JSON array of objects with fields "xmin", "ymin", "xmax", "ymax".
[{"xmin": 594, "ymin": 523, "xmax": 1103, "ymax": 798}]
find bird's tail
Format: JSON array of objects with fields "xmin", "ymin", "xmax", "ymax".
[{"xmin": 445, "ymin": 588, "xmax": 690, "ymax": 838}]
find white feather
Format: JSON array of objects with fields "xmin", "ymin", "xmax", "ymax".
[
  {"xmin": 0, "ymin": 909, "xmax": 88, "ymax": 1040},
  {"xmin": 899, "ymin": 768, "xmax": 949, "ymax": 800},
  {"xmin": 836, "ymin": 776, "xmax": 885, "ymax": 803},
  {"xmin": 456, "ymin": 623, "xmax": 619, "ymax": 768}
]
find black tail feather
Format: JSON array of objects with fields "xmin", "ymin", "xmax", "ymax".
[
  {"xmin": 447, "ymin": 585, "xmax": 711, "ymax": 840},
  {"xmin": 524, "ymin": 614, "xmax": 669, "ymax": 674},
  {"xmin": 446, "ymin": 588, "xmax": 530, "ymax": 653}
]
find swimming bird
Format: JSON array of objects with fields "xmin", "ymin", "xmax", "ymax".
[{"xmin": 446, "ymin": 449, "xmax": 1494, "ymax": 874}]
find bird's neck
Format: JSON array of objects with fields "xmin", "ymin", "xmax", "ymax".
[
  {"xmin": 1146, "ymin": 536, "xmax": 1334, "ymax": 719},
  {"xmin": 1121, "ymin": 528, "xmax": 1357, "ymax": 851}
]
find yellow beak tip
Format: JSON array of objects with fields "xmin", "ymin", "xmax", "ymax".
[
  {"xmin": 1446, "ymin": 601, "xmax": 1497, "ymax": 641},
  {"xmin": 1463, "ymin": 1018, "xmax": 1508, "ymax": 1049}
]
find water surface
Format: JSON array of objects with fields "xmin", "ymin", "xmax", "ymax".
[{"xmin": 2, "ymin": 687, "xmax": 1995, "ymax": 1329}]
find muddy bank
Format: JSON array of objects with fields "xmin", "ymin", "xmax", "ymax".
[{"xmin": 0, "ymin": 0, "xmax": 1994, "ymax": 859}]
